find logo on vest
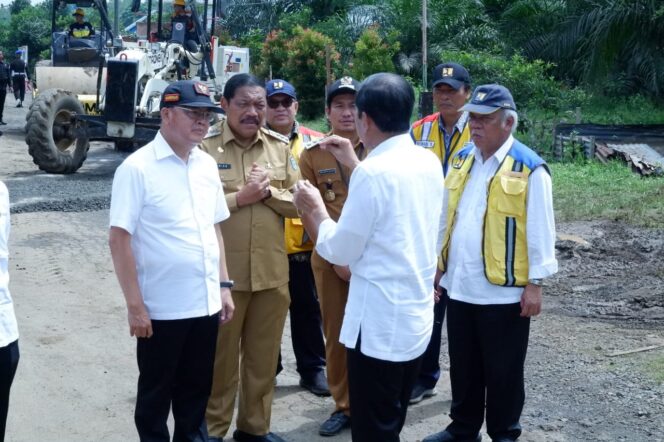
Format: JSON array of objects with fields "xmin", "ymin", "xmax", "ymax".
[{"xmin": 452, "ymin": 156, "xmax": 465, "ymax": 169}]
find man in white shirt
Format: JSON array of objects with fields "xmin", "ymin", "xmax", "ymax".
[
  {"xmin": 423, "ymin": 84, "xmax": 558, "ymax": 442},
  {"xmin": 0, "ymin": 180, "xmax": 19, "ymax": 440},
  {"xmin": 293, "ymin": 73, "xmax": 445, "ymax": 442},
  {"xmin": 109, "ymin": 80, "xmax": 234, "ymax": 442}
]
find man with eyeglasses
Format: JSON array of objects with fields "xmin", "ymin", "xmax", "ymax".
[
  {"xmin": 264, "ymin": 79, "xmax": 330, "ymax": 397},
  {"xmin": 109, "ymin": 80, "xmax": 234, "ymax": 441},
  {"xmin": 298, "ymin": 76, "xmax": 365, "ymax": 437},
  {"xmin": 203, "ymin": 73, "xmax": 299, "ymax": 442}
]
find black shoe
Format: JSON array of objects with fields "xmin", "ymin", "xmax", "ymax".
[
  {"xmin": 422, "ymin": 430, "xmax": 481, "ymax": 442},
  {"xmin": 232, "ymin": 429, "xmax": 286, "ymax": 442},
  {"xmin": 409, "ymin": 383, "xmax": 437, "ymax": 404},
  {"xmin": 299, "ymin": 371, "xmax": 331, "ymax": 397},
  {"xmin": 16, "ymin": 102, "xmax": 20, "ymax": 108},
  {"xmin": 0, "ymin": 121, "xmax": 6, "ymax": 125},
  {"xmin": 319, "ymin": 411, "xmax": 350, "ymax": 437}
]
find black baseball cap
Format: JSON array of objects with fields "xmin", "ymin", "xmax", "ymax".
[
  {"xmin": 432, "ymin": 62, "xmax": 471, "ymax": 90},
  {"xmin": 159, "ymin": 80, "xmax": 223, "ymax": 113},
  {"xmin": 326, "ymin": 76, "xmax": 360, "ymax": 106},
  {"xmin": 460, "ymin": 84, "xmax": 517, "ymax": 114}
]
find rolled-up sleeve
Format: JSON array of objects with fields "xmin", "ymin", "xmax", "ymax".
[
  {"xmin": 316, "ymin": 167, "xmax": 375, "ymax": 266},
  {"xmin": 526, "ymin": 166, "xmax": 558, "ymax": 278}
]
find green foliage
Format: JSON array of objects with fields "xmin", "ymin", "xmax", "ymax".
[
  {"xmin": 257, "ymin": 29, "xmax": 290, "ymax": 80},
  {"xmin": 237, "ymin": 29, "xmax": 267, "ymax": 74},
  {"xmin": 351, "ymin": 26, "xmax": 399, "ymax": 80},
  {"xmin": 282, "ymin": 26, "xmax": 339, "ymax": 119},
  {"xmin": 551, "ymin": 161, "xmax": 664, "ymax": 227}
]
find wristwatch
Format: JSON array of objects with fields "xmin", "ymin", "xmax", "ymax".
[
  {"xmin": 528, "ymin": 278, "xmax": 544, "ymax": 286},
  {"xmin": 219, "ymin": 280, "xmax": 234, "ymax": 289}
]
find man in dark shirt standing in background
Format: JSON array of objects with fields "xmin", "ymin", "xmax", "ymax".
[
  {"xmin": 0, "ymin": 51, "xmax": 10, "ymax": 126},
  {"xmin": 9, "ymin": 51, "xmax": 28, "ymax": 108}
]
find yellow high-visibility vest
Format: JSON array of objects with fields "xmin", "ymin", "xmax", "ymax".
[{"xmin": 410, "ymin": 112, "xmax": 471, "ymax": 176}]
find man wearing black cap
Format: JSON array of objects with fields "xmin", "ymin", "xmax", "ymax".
[
  {"xmin": 298, "ymin": 76, "xmax": 365, "ymax": 437},
  {"xmin": 423, "ymin": 84, "xmax": 558, "ymax": 442},
  {"xmin": 408, "ymin": 61, "xmax": 472, "ymax": 405},
  {"xmin": 109, "ymin": 80, "xmax": 234, "ymax": 441},
  {"xmin": 265, "ymin": 79, "xmax": 330, "ymax": 397}
]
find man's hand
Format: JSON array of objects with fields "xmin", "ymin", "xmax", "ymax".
[
  {"xmin": 237, "ymin": 162, "xmax": 270, "ymax": 206},
  {"xmin": 333, "ymin": 265, "xmax": 351, "ymax": 282},
  {"xmin": 292, "ymin": 180, "xmax": 326, "ymax": 216},
  {"xmin": 127, "ymin": 303, "xmax": 153, "ymax": 338},
  {"xmin": 520, "ymin": 283, "xmax": 542, "ymax": 317},
  {"xmin": 319, "ymin": 135, "xmax": 360, "ymax": 170},
  {"xmin": 219, "ymin": 288, "xmax": 235, "ymax": 325},
  {"xmin": 433, "ymin": 267, "xmax": 443, "ymax": 303}
]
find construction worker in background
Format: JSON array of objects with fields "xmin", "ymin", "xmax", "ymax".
[
  {"xmin": 9, "ymin": 51, "xmax": 28, "ymax": 108},
  {"xmin": 265, "ymin": 79, "xmax": 330, "ymax": 397},
  {"xmin": 408, "ymin": 62, "xmax": 472, "ymax": 405},
  {"xmin": 69, "ymin": 8, "xmax": 95, "ymax": 38},
  {"xmin": 170, "ymin": 0, "xmax": 196, "ymax": 42}
]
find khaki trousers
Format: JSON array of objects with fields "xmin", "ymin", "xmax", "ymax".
[
  {"xmin": 206, "ymin": 285, "xmax": 290, "ymax": 437},
  {"xmin": 311, "ymin": 250, "xmax": 350, "ymax": 416}
]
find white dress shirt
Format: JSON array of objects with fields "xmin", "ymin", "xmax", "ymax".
[
  {"xmin": 441, "ymin": 135, "xmax": 558, "ymax": 305},
  {"xmin": 0, "ymin": 181, "xmax": 18, "ymax": 348},
  {"xmin": 317, "ymin": 133, "xmax": 445, "ymax": 362},
  {"xmin": 110, "ymin": 132, "xmax": 230, "ymax": 320}
]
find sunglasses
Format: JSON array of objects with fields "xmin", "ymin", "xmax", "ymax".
[{"xmin": 267, "ymin": 97, "xmax": 294, "ymax": 109}]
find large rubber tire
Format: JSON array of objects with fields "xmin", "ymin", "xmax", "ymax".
[{"xmin": 25, "ymin": 89, "xmax": 90, "ymax": 174}]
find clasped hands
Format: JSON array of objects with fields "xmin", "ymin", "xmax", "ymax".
[{"xmin": 237, "ymin": 162, "xmax": 271, "ymax": 206}]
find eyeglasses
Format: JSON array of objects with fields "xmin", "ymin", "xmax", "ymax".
[
  {"xmin": 267, "ymin": 97, "xmax": 294, "ymax": 109},
  {"xmin": 175, "ymin": 106, "xmax": 216, "ymax": 124}
]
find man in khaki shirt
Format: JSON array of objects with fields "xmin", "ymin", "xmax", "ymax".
[
  {"xmin": 298, "ymin": 76, "xmax": 365, "ymax": 437},
  {"xmin": 203, "ymin": 73, "xmax": 298, "ymax": 442}
]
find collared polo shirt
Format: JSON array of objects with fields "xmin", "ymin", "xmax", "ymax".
[
  {"xmin": 316, "ymin": 134, "xmax": 445, "ymax": 362},
  {"xmin": 441, "ymin": 135, "xmax": 559, "ymax": 304},
  {"xmin": 110, "ymin": 131, "xmax": 229, "ymax": 320},
  {"xmin": 0, "ymin": 181, "xmax": 18, "ymax": 348}
]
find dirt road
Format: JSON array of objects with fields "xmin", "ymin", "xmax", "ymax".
[{"xmin": 1, "ymin": 100, "xmax": 662, "ymax": 441}]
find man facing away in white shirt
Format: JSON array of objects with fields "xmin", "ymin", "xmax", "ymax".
[
  {"xmin": 109, "ymin": 80, "xmax": 235, "ymax": 442},
  {"xmin": 292, "ymin": 72, "xmax": 445, "ymax": 442}
]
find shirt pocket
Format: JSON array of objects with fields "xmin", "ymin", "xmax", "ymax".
[
  {"xmin": 268, "ymin": 161, "xmax": 287, "ymax": 189},
  {"xmin": 494, "ymin": 174, "xmax": 527, "ymax": 217}
]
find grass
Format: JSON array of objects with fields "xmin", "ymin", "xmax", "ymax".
[
  {"xmin": 551, "ymin": 160, "xmax": 664, "ymax": 227},
  {"xmin": 643, "ymin": 355, "xmax": 664, "ymax": 384}
]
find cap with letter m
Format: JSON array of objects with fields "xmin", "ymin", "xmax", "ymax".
[
  {"xmin": 159, "ymin": 80, "xmax": 223, "ymax": 113},
  {"xmin": 460, "ymin": 84, "xmax": 517, "ymax": 114}
]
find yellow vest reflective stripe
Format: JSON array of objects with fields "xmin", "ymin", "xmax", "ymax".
[
  {"xmin": 72, "ymin": 28, "xmax": 91, "ymax": 38},
  {"xmin": 284, "ymin": 130, "xmax": 320, "ymax": 254},
  {"xmin": 439, "ymin": 140, "xmax": 548, "ymax": 287},
  {"xmin": 410, "ymin": 112, "xmax": 471, "ymax": 176}
]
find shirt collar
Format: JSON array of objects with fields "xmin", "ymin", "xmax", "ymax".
[
  {"xmin": 439, "ymin": 111, "xmax": 469, "ymax": 135},
  {"xmin": 472, "ymin": 134, "xmax": 514, "ymax": 165},
  {"xmin": 266, "ymin": 121, "xmax": 299, "ymax": 140},
  {"xmin": 154, "ymin": 130, "xmax": 202, "ymax": 162},
  {"xmin": 368, "ymin": 133, "xmax": 411, "ymax": 158},
  {"xmin": 221, "ymin": 119, "xmax": 261, "ymax": 149}
]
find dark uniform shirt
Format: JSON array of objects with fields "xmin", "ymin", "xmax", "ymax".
[
  {"xmin": 69, "ymin": 22, "xmax": 95, "ymax": 38},
  {"xmin": 9, "ymin": 59, "xmax": 27, "ymax": 79},
  {"xmin": 0, "ymin": 61, "xmax": 9, "ymax": 87}
]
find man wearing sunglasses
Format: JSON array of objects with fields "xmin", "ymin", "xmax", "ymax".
[
  {"xmin": 109, "ymin": 80, "xmax": 234, "ymax": 441},
  {"xmin": 298, "ymin": 76, "xmax": 365, "ymax": 437},
  {"xmin": 203, "ymin": 74, "xmax": 299, "ymax": 442},
  {"xmin": 265, "ymin": 79, "xmax": 330, "ymax": 398}
]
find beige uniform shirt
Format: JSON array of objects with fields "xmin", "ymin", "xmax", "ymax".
[{"xmin": 201, "ymin": 120, "xmax": 299, "ymax": 292}]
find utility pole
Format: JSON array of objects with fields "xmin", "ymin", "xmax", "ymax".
[{"xmin": 420, "ymin": 0, "xmax": 432, "ymax": 118}]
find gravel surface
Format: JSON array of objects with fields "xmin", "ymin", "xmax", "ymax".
[{"xmin": 0, "ymin": 98, "xmax": 662, "ymax": 441}]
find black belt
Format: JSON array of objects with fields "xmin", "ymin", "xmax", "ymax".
[{"xmin": 288, "ymin": 251, "xmax": 312, "ymax": 262}]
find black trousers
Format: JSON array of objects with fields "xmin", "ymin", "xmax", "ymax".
[
  {"xmin": 0, "ymin": 339, "xmax": 19, "ymax": 440},
  {"xmin": 445, "ymin": 298, "xmax": 530, "ymax": 441},
  {"xmin": 0, "ymin": 83, "xmax": 7, "ymax": 120},
  {"xmin": 12, "ymin": 76, "xmax": 25, "ymax": 102},
  {"xmin": 277, "ymin": 252, "xmax": 326, "ymax": 378},
  {"xmin": 415, "ymin": 291, "xmax": 448, "ymax": 388},
  {"xmin": 135, "ymin": 315, "xmax": 218, "ymax": 442},
  {"xmin": 347, "ymin": 336, "xmax": 422, "ymax": 442}
]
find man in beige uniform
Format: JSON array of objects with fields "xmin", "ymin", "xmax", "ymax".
[
  {"xmin": 204, "ymin": 74, "xmax": 299, "ymax": 442},
  {"xmin": 298, "ymin": 76, "xmax": 365, "ymax": 437}
]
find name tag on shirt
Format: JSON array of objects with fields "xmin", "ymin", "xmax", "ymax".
[
  {"xmin": 218, "ymin": 163, "xmax": 232, "ymax": 170},
  {"xmin": 415, "ymin": 140, "xmax": 435, "ymax": 148},
  {"xmin": 318, "ymin": 168, "xmax": 336, "ymax": 175}
]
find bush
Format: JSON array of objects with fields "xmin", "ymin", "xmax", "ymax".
[
  {"xmin": 257, "ymin": 30, "xmax": 290, "ymax": 80},
  {"xmin": 351, "ymin": 26, "xmax": 399, "ymax": 80},
  {"xmin": 282, "ymin": 26, "xmax": 340, "ymax": 119}
]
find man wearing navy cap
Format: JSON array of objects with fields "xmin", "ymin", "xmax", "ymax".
[
  {"xmin": 265, "ymin": 79, "xmax": 329, "ymax": 397},
  {"xmin": 409, "ymin": 61, "xmax": 472, "ymax": 405},
  {"xmin": 109, "ymin": 80, "xmax": 234, "ymax": 441},
  {"xmin": 298, "ymin": 76, "xmax": 366, "ymax": 437},
  {"xmin": 423, "ymin": 84, "xmax": 558, "ymax": 442}
]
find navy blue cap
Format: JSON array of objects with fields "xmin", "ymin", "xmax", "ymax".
[
  {"xmin": 432, "ymin": 62, "xmax": 470, "ymax": 90},
  {"xmin": 326, "ymin": 76, "xmax": 359, "ymax": 106},
  {"xmin": 266, "ymin": 79, "xmax": 297, "ymax": 99},
  {"xmin": 159, "ymin": 80, "xmax": 223, "ymax": 113},
  {"xmin": 460, "ymin": 84, "xmax": 516, "ymax": 114},
  {"xmin": 15, "ymin": 50, "xmax": 22, "ymax": 55}
]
